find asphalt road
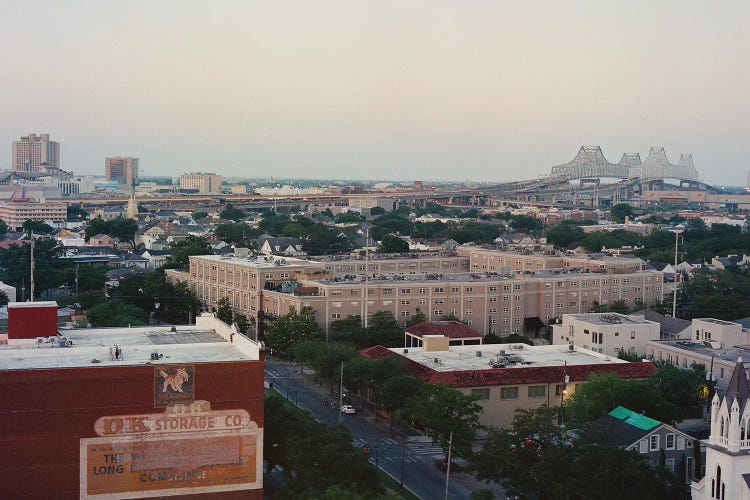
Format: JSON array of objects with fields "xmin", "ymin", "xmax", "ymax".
[{"xmin": 265, "ymin": 358, "xmax": 474, "ymax": 500}]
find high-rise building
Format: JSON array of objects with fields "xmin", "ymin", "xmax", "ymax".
[
  {"xmin": 12, "ymin": 133, "xmax": 60, "ymax": 172},
  {"xmin": 179, "ymin": 172, "xmax": 223, "ymax": 194},
  {"xmin": 105, "ymin": 156, "xmax": 139, "ymax": 186}
]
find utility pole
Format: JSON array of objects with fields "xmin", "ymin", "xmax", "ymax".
[
  {"xmin": 338, "ymin": 361, "xmax": 344, "ymax": 423},
  {"xmin": 30, "ymin": 231, "xmax": 35, "ymax": 302},
  {"xmin": 363, "ymin": 226, "xmax": 370, "ymax": 329},
  {"xmin": 670, "ymin": 227, "xmax": 684, "ymax": 318},
  {"xmin": 75, "ymin": 263, "xmax": 79, "ymax": 296},
  {"xmin": 444, "ymin": 430, "xmax": 453, "ymax": 500}
]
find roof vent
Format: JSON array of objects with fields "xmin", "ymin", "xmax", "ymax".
[
  {"xmin": 434, "ymin": 358, "xmax": 440, "ymax": 364},
  {"xmin": 476, "ymin": 350, "xmax": 483, "ymax": 357},
  {"xmin": 403, "ymin": 348, "xmax": 409, "ymax": 354}
]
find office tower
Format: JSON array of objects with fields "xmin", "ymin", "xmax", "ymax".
[
  {"xmin": 105, "ymin": 157, "xmax": 139, "ymax": 186},
  {"xmin": 12, "ymin": 133, "xmax": 60, "ymax": 172}
]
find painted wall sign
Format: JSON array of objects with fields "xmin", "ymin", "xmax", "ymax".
[
  {"xmin": 80, "ymin": 401, "xmax": 261, "ymax": 499},
  {"xmin": 154, "ymin": 364, "xmax": 195, "ymax": 407}
]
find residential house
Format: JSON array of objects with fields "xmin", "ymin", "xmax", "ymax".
[
  {"xmin": 88, "ymin": 234, "xmax": 118, "ymax": 247},
  {"xmin": 259, "ymin": 237, "xmax": 305, "ymax": 256},
  {"xmin": 593, "ymin": 406, "xmax": 703, "ymax": 484}
]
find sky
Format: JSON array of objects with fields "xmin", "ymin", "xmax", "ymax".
[{"xmin": 0, "ymin": 1, "xmax": 748, "ymax": 185}]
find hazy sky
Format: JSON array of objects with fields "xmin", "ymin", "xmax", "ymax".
[{"xmin": 1, "ymin": 1, "xmax": 748, "ymax": 184}]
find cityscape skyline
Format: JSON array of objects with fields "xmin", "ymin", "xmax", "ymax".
[{"xmin": 1, "ymin": 2, "xmax": 749, "ymax": 185}]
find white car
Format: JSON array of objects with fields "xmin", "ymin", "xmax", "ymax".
[{"xmin": 340, "ymin": 404, "xmax": 356, "ymax": 414}]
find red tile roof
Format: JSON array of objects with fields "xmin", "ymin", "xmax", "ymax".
[
  {"xmin": 405, "ymin": 321, "xmax": 482, "ymax": 339},
  {"xmin": 360, "ymin": 345, "xmax": 657, "ymax": 388}
]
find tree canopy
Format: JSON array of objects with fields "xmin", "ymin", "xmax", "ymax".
[
  {"xmin": 265, "ymin": 306, "xmax": 324, "ymax": 355},
  {"xmin": 163, "ymin": 235, "xmax": 212, "ymax": 270}
]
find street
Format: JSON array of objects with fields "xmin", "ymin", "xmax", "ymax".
[{"xmin": 265, "ymin": 357, "xmax": 475, "ymax": 500}]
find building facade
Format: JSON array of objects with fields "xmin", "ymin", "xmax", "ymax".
[
  {"xmin": 105, "ymin": 157, "xmax": 139, "ymax": 186},
  {"xmin": 552, "ymin": 313, "xmax": 661, "ymax": 357},
  {"xmin": 692, "ymin": 358, "xmax": 750, "ymax": 500},
  {"xmin": 180, "ymin": 173, "xmax": 222, "ymax": 194},
  {"xmin": 361, "ymin": 340, "xmax": 657, "ymax": 428},
  {"xmin": 0, "ymin": 199, "xmax": 67, "ymax": 230},
  {"xmin": 170, "ymin": 248, "xmax": 664, "ymax": 339},
  {"xmin": 0, "ymin": 302, "xmax": 264, "ymax": 499},
  {"xmin": 12, "ymin": 133, "xmax": 60, "ymax": 172}
]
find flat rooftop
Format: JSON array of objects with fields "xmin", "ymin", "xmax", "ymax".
[
  {"xmin": 313, "ymin": 269, "xmax": 659, "ymax": 286},
  {"xmin": 567, "ymin": 313, "xmax": 655, "ymax": 326},
  {"xmin": 0, "ymin": 325, "xmax": 256, "ymax": 370},
  {"xmin": 652, "ymin": 339, "xmax": 750, "ymax": 364},
  {"xmin": 390, "ymin": 343, "xmax": 626, "ymax": 372},
  {"xmin": 190, "ymin": 254, "xmax": 318, "ymax": 269}
]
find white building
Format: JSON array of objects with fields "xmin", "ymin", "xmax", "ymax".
[
  {"xmin": 105, "ymin": 157, "xmax": 139, "ymax": 186},
  {"xmin": 647, "ymin": 319, "xmax": 750, "ymax": 392},
  {"xmin": 12, "ymin": 133, "xmax": 60, "ymax": 172},
  {"xmin": 552, "ymin": 313, "xmax": 661, "ymax": 357},
  {"xmin": 692, "ymin": 358, "xmax": 750, "ymax": 500},
  {"xmin": 179, "ymin": 172, "xmax": 222, "ymax": 194}
]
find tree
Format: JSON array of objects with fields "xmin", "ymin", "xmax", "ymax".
[
  {"xmin": 508, "ymin": 214, "xmax": 543, "ymax": 233},
  {"xmin": 192, "ymin": 210, "xmax": 208, "ymax": 220},
  {"xmin": 545, "ymin": 220, "xmax": 585, "ymax": 249},
  {"xmin": 88, "ymin": 299, "xmax": 147, "ymax": 327},
  {"xmin": 472, "ymin": 406, "xmax": 684, "ymax": 500},
  {"xmin": 109, "ymin": 271, "xmax": 200, "ymax": 325},
  {"xmin": 564, "ymin": 372, "xmax": 681, "ymax": 426},
  {"xmin": 589, "ymin": 299, "xmax": 630, "ymax": 314},
  {"xmin": 214, "ymin": 222, "xmax": 260, "ymax": 246},
  {"xmin": 335, "ymin": 211, "xmax": 365, "ymax": 223},
  {"xmin": 402, "ymin": 383, "xmax": 483, "ymax": 460},
  {"xmin": 22, "ymin": 220, "xmax": 53, "ymax": 233},
  {"xmin": 0, "ymin": 290, "xmax": 9, "ymax": 306},
  {"xmin": 265, "ymin": 306, "xmax": 323, "ymax": 355},
  {"xmin": 234, "ymin": 313, "xmax": 250, "ymax": 334},
  {"xmin": 611, "ymin": 203, "xmax": 634, "ymax": 223},
  {"xmin": 67, "ymin": 205, "xmax": 89, "ymax": 221},
  {"xmin": 163, "ymin": 235, "xmax": 212, "ymax": 270},
  {"xmin": 405, "ymin": 308, "xmax": 426, "ymax": 327},
  {"xmin": 215, "ymin": 297, "xmax": 233, "ymax": 324},
  {"xmin": 0, "ymin": 218, "xmax": 7, "ymax": 237},
  {"xmin": 370, "ymin": 206, "xmax": 386, "ymax": 216},
  {"xmin": 377, "ymin": 234, "xmax": 409, "ymax": 254},
  {"xmin": 330, "ymin": 314, "xmax": 365, "ymax": 343},
  {"xmin": 380, "ymin": 375, "xmax": 421, "ymax": 427},
  {"xmin": 365, "ymin": 310, "xmax": 403, "ymax": 347},
  {"xmin": 219, "ymin": 203, "xmax": 245, "ymax": 221},
  {"xmin": 107, "ymin": 217, "xmax": 138, "ymax": 247}
]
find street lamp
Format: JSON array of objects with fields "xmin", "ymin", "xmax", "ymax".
[{"xmin": 669, "ymin": 227, "xmax": 684, "ymax": 318}]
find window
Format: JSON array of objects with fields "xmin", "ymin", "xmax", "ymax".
[
  {"xmin": 666, "ymin": 434, "xmax": 675, "ymax": 450},
  {"xmin": 489, "ymin": 307, "xmax": 497, "ymax": 313},
  {"xmin": 434, "ymin": 287, "xmax": 444, "ymax": 293},
  {"xmin": 631, "ymin": 331, "xmax": 636, "ymax": 339},
  {"xmin": 466, "ymin": 298, "xmax": 473, "ymax": 303},
  {"xmin": 466, "ymin": 309, "xmax": 472, "ymax": 315},
  {"xmin": 418, "ymin": 288, "xmax": 426, "ymax": 294},
  {"xmin": 400, "ymin": 288, "xmax": 411, "ymax": 294},
  {"xmin": 401, "ymin": 299, "xmax": 410, "ymax": 305},
  {"xmin": 649, "ymin": 435, "xmax": 659, "ymax": 451},
  {"xmin": 434, "ymin": 310, "xmax": 443, "ymax": 316},
  {"xmin": 489, "ymin": 286, "xmax": 497, "ymax": 292},
  {"xmin": 665, "ymin": 459, "xmax": 674, "ymax": 472},
  {"xmin": 465, "ymin": 287, "xmax": 473, "ymax": 292},
  {"xmin": 500, "ymin": 387, "xmax": 519, "ymax": 400},
  {"xmin": 419, "ymin": 299, "xmax": 427, "ymax": 305},
  {"xmin": 528, "ymin": 386, "xmax": 546, "ymax": 398},
  {"xmin": 451, "ymin": 287, "xmax": 459, "ymax": 293},
  {"xmin": 721, "ymin": 368, "xmax": 725, "ymax": 379},
  {"xmin": 331, "ymin": 313, "xmax": 341, "ymax": 319},
  {"xmin": 401, "ymin": 311, "xmax": 410, "ymax": 317},
  {"xmin": 471, "ymin": 388, "xmax": 490, "ymax": 400},
  {"xmin": 382, "ymin": 288, "xmax": 393, "ymax": 295},
  {"xmin": 489, "ymin": 297, "xmax": 497, "ymax": 302},
  {"xmin": 434, "ymin": 299, "xmax": 444, "ymax": 304}
]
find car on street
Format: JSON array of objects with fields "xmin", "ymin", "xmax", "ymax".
[{"xmin": 340, "ymin": 404, "xmax": 356, "ymax": 414}]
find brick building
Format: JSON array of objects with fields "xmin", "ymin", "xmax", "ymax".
[{"xmin": 0, "ymin": 302, "xmax": 264, "ymax": 499}]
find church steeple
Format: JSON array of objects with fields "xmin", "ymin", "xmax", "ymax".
[{"xmin": 725, "ymin": 357, "xmax": 750, "ymax": 413}]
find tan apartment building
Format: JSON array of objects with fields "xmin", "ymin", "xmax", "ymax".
[
  {"xmin": 361, "ymin": 340, "xmax": 658, "ymax": 428},
  {"xmin": 0, "ymin": 199, "xmax": 67, "ymax": 230},
  {"xmin": 170, "ymin": 249, "xmax": 663, "ymax": 339},
  {"xmin": 459, "ymin": 247, "xmax": 646, "ymax": 274},
  {"xmin": 179, "ymin": 172, "xmax": 223, "ymax": 194}
]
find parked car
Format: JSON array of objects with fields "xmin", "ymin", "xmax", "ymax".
[{"xmin": 341, "ymin": 404, "xmax": 356, "ymax": 414}]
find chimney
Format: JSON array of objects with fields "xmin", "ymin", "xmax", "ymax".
[{"xmin": 7, "ymin": 301, "xmax": 58, "ymax": 343}]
